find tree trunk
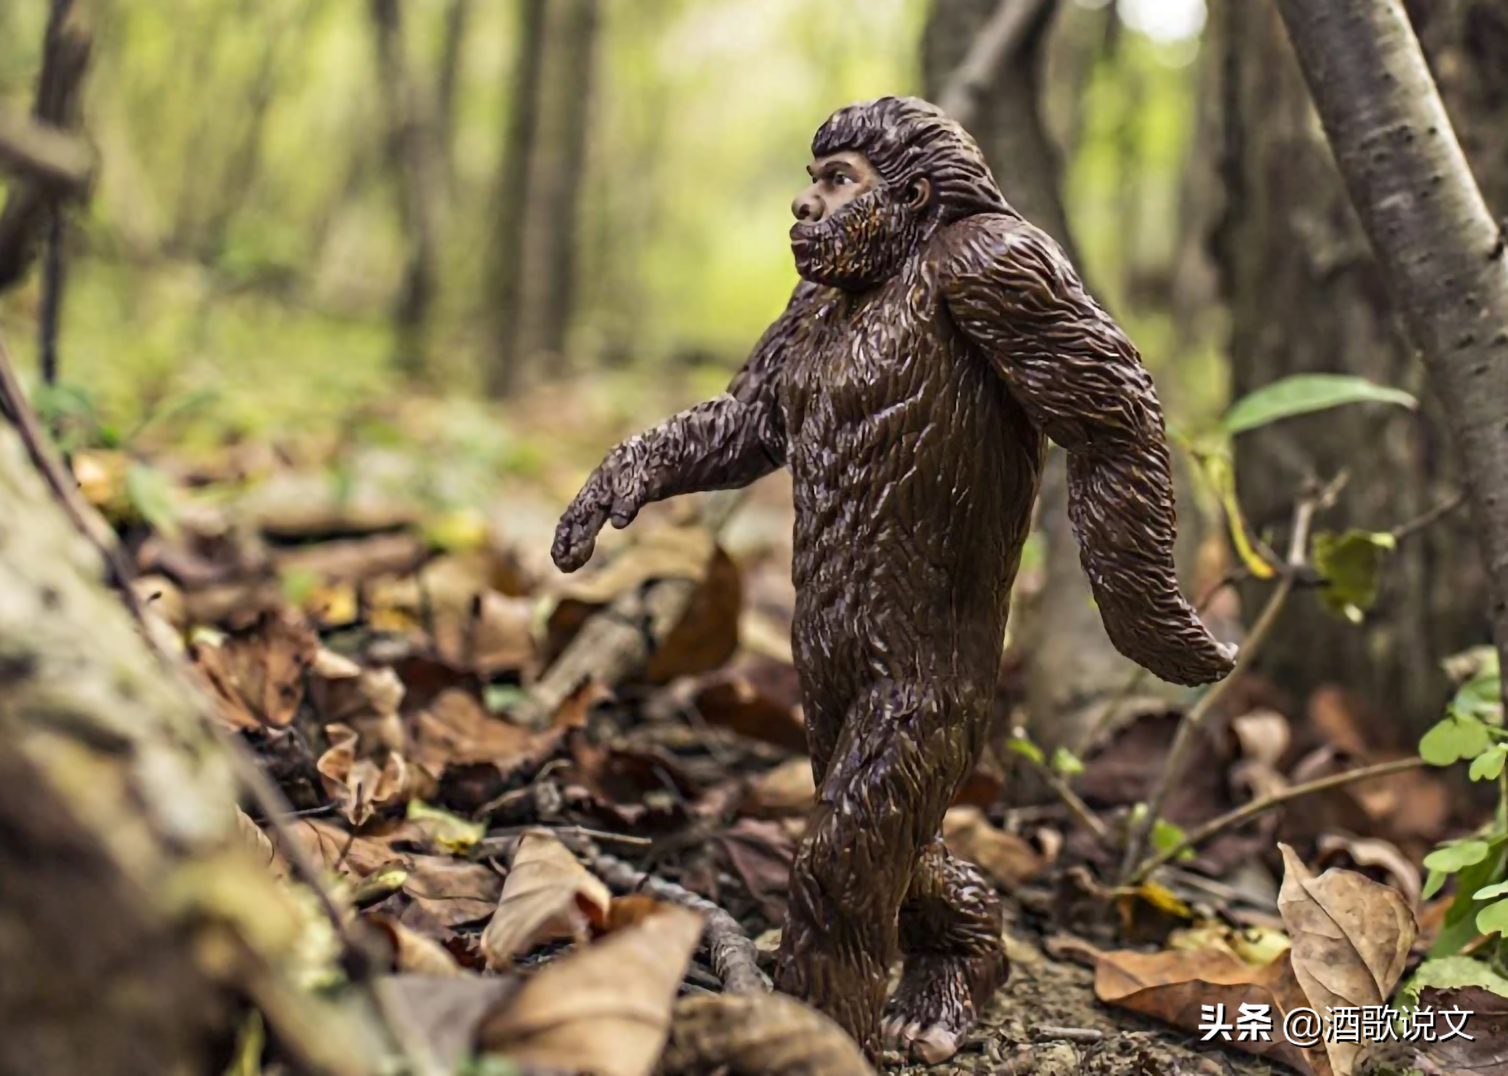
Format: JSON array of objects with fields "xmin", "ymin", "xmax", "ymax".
[
  {"xmin": 0, "ymin": 416, "xmax": 391, "ymax": 1076},
  {"xmin": 1262, "ymin": 0, "xmax": 1508, "ymax": 725},
  {"xmin": 0, "ymin": 0, "xmax": 90, "ymax": 295},
  {"xmin": 436, "ymin": 0, "xmax": 474, "ymax": 192},
  {"xmin": 371, "ymin": 0, "xmax": 441, "ymax": 381},
  {"xmin": 488, "ymin": 0, "xmax": 547, "ymax": 399},
  {"xmin": 1215, "ymin": 0, "xmax": 1498, "ymax": 737},
  {"xmin": 926, "ymin": 0, "xmax": 1177, "ymax": 753},
  {"xmin": 488, "ymin": 0, "xmax": 599, "ymax": 398}
]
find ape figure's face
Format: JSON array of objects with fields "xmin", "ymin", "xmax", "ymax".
[{"xmin": 790, "ymin": 150, "xmax": 930, "ymax": 292}]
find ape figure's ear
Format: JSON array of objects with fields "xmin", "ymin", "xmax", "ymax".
[{"xmin": 904, "ymin": 177, "xmax": 932, "ymax": 213}]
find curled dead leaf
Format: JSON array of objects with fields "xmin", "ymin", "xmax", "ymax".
[
  {"xmin": 316, "ymin": 722, "xmax": 410, "ymax": 826},
  {"xmin": 1278, "ymin": 843, "xmax": 1416, "ymax": 1076},
  {"xmin": 662, "ymin": 992, "xmax": 875, "ymax": 1076},
  {"xmin": 481, "ymin": 832, "xmax": 612, "ymax": 968},
  {"xmin": 477, "ymin": 905, "xmax": 705, "ymax": 1076},
  {"xmin": 942, "ymin": 807, "xmax": 1046, "ymax": 889}
]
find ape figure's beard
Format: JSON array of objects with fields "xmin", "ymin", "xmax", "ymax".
[{"xmin": 791, "ymin": 188, "xmax": 923, "ymax": 291}]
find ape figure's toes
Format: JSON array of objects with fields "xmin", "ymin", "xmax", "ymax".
[{"xmin": 882, "ymin": 948, "xmax": 1008, "ymax": 1065}]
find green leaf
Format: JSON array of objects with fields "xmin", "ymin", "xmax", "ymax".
[
  {"xmin": 1420, "ymin": 715, "xmax": 1494, "ymax": 766},
  {"xmin": 1311, "ymin": 529, "xmax": 1397, "ymax": 623},
  {"xmin": 1471, "ymin": 744, "xmax": 1508, "ymax": 782},
  {"xmin": 1221, "ymin": 374, "xmax": 1417, "ymax": 435},
  {"xmin": 1477, "ymin": 898, "xmax": 1508, "ymax": 937},
  {"xmin": 1189, "ymin": 449, "xmax": 1275, "ymax": 579},
  {"xmin": 1397, "ymin": 955, "xmax": 1508, "ymax": 1010},
  {"xmin": 1005, "ymin": 737, "xmax": 1045, "ymax": 766},
  {"xmin": 1424, "ymin": 839, "xmax": 1492, "ymax": 874},
  {"xmin": 1433, "ymin": 836, "xmax": 1508, "ymax": 957},
  {"xmin": 1474, "ymin": 880, "xmax": 1508, "ymax": 901},
  {"xmin": 1423, "ymin": 869, "xmax": 1449, "ymax": 901},
  {"xmin": 1050, "ymin": 746, "xmax": 1085, "ymax": 778},
  {"xmin": 1151, "ymin": 818, "xmax": 1194, "ymax": 862}
]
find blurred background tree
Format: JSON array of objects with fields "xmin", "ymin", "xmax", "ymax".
[{"xmin": 0, "ymin": 0, "xmax": 1498, "ymax": 742}]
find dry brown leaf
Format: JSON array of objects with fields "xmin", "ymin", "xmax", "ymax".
[
  {"xmin": 192, "ymin": 609, "xmax": 319, "ymax": 729},
  {"xmin": 236, "ymin": 808, "xmax": 279, "ymax": 873},
  {"xmin": 402, "ymin": 856, "xmax": 503, "ymax": 929},
  {"xmin": 1277, "ymin": 843, "xmax": 1416, "ymax": 1076},
  {"xmin": 942, "ymin": 807, "xmax": 1046, "ymax": 889},
  {"xmin": 1094, "ymin": 947, "xmax": 1316, "ymax": 1073},
  {"xmin": 691, "ymin": 660, "xmax": 808, "ymax": 754},
  {"xmin": 744, "ymin": 757, "xmax": 816, "ymax": 817},
  {"xmin": 378, "ymin": 976, "xmax": 522, "ymax": 1075},
  {"xmin": 662, "ymin": 992, "xmax": 875, "ymax": 1076},
  {"xmin": 412, "ymin": 689, "xmax": 545, "ymax": 773},
  {"xmin": 270, "ymin": 817, "xmax": 404, "ymax": 878},
  {"xmin": 477, "ymin": 905, "xmax": 705, "ymax": 1076},
  {"xmin": 316, "ymin": 722, "xmax": 410, "ymax": 826},
  {"xmin": 1414, "ymin": 986, "xmax": 1508, "ymax": 1075},
  {"xmin": 715, "ymin": 818, "xmax": 797, "ymax": 920},
  {"xmin": 1315, "ymin": 834, "xmax": 1422, "ymax": 907},
  {"xmin": 481, "ymin": 832, "xmax": 612, "ymax": 968},
  {"xmin": 368, "ymin": 914, "xmax": 464, "ymax": 977}
]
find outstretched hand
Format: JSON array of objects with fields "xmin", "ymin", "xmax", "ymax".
[{"xmin": 550, "ymin": 460, "xmax": 646, "ymax": 573}]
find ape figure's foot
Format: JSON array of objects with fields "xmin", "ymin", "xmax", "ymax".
[{"xmin": 881, "ymin": 947, "xmax": 1008, "ymax": 1065}]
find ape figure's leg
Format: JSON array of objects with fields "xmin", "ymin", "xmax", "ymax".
[
  {"xmin": 774, "ymin": 680, "xmax": 976, "ymax": 1061},
  {"xmin": 883, "ymin": 840, "xmax": 1009, "ymax": 1063}
]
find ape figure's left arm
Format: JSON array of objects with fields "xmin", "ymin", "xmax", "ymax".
[{"xmin": 943, "ymin": 216, "xmax": 1235, "ymax": 686}]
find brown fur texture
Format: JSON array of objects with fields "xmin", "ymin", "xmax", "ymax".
[{"xmin": 553, "ymin": 96, "xmax": 1234, "ymax": 1062}]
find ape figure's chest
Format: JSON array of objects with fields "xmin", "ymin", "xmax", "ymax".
[{"xmin": 780, "ymin": 270, "xmax": 963, "ymax": 443}]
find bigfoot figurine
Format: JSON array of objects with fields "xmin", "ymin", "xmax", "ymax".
[{"xmin": 552, "ymin": 97, "xmax": 1234, "ymax": 1063}]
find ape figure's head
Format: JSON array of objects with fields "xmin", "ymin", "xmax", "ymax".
[{"xmin": 790, "ymin": 96, "xmax": 1009, "ymax": 291}]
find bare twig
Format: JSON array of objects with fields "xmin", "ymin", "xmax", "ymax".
[
  {"xmin": 1032, "ymin": 1026, "xmax": 1106, "ymax": 1044},
  {"xmin": 937, "ymin": 0, "xmax": 1055, "ymax": 126},
  {"xmin": 1391, "ymin": 491, "xmax": 1466, "ymax": 542},
  {"xmin": 0, "ymin": 106, "xmax": 93, "ymax": 192},
  {"xmin": 1020, "ymin": 748, "xmax": 1110, "ymax": 845},
  {"xmin": 1125, "ymin": 757, "xmax": 1425, "ymax": 886},
  {"xmin": 1119, "ymin": 478, "xmax": 1341, "ymax": 882},
  {"xmin": 565, "ymin": 835, "xmax": 771, "ymax": 996}
]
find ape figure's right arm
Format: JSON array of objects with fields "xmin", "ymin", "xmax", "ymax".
[
  {"xmin": 551, "ymin": 282, "xmax": 816, "ymax": 573},
  {"xmin": 943, "ymin": 216, "xmax": 1235, "ymax": 687}
]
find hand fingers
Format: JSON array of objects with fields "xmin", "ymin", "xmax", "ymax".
[
  {"xmin": 552, "ymin": 502, "xmax": 610, "ymax": 572},
  {"xmin": 609, "ymin": 496, "xmax": 640, "ymax": 529}
]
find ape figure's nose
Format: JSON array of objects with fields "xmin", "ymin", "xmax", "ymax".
[{"xmin": 792, "ymin": 191, "xmax": 824, "ymax": 223}]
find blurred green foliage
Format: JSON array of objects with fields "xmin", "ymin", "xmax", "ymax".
[{"xmin": 0, "ymin": 0, "xmax": 1215, "ymax": 465}]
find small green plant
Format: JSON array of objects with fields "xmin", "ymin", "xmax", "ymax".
[{"xmin": 1416, "ymin": 649, "xmax": 1508, "ymax": 973}]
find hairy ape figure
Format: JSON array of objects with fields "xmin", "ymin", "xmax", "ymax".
[{"xmin": 553, "ymin": 97, "xmax": 1234, "ymax": 1063}]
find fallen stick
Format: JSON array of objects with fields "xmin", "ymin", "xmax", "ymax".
[
  {"xmin": 516, "ymin": 487, "xmax": 747, "ymax": 729},
  {"xmin": 565, "ymin": 835, "xmax": 771, "ymax": 995}
]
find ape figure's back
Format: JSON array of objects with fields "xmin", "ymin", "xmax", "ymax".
[{"xmin": 553, "ymin": 97, "xmax": 1234, "ymax": 1064}]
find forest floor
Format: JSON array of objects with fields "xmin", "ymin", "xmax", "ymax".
[{"xmin": 62, "ymin": 380, "xmax": 1494, "ymax": 1076}]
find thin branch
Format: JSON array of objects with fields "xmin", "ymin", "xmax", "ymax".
[
  {"xmin": 937, "ymin": 0, "xmax": 1054, "ymax": 126},
  {"xmin": 1119, "ymin": 479, "xmax": 1339, "ymax": 882},
  {"xmin": 1020, "ymin": 749, "xmax": 1111, "ymax": 845},
  {"xmin": 565, "ymin": 835, "xmax": 771, "ymax": 996},
  {"xmin": 1125, "ymin": 757, "xmax": 1425, "ymax": 886},
  {"xmin": 1391, "ymin": 490, "xmax": 1466, "ymax": 543},
  {"xmin": 0, "ymin": 106, "xmax": 93, "ymax": 192}
]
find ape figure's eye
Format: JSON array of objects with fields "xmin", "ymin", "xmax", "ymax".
[{"xmin": 830, "ymin": 172, "xmax": 852, "ymax": 186}]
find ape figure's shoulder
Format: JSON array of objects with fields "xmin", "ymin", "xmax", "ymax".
[{"xmin": 935, "ymin": 212, "xmax": 1079, "ymax": 298}]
